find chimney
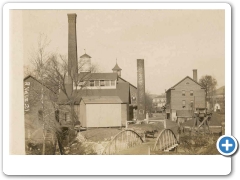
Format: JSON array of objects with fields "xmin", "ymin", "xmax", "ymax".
[
  {"xmin": 137, "ymin": 59, "xmax": 146, "ymax": 120},
  {"xmin": 193, "ymin": 69, "xmax": 197, "ymax": 82},
  {"xmin": 68, "ymin": 13, "xmax": 78, "ymax": 77}
]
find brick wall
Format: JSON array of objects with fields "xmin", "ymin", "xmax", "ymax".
[
  {"xmin": 24, "ymin": 76, "xmax": 56, "ymax": 139},
  {"xmin": 170, "ymin": 77, "xmax": 206, "ymax": 111}
]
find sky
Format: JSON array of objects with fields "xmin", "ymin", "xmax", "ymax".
[{"xmin": 16, "ymin": 9, "xmax": 225, "ymax": 95}]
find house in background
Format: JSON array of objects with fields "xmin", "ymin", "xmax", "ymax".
[
  {"xmin": 207, "ymin": 86, "xmax": 225, "ymax": 112},
  {"xmin": 152, "ymin": 94, "xmax": 166, "ymax": 113},
  {"xmin": 166, "ymin": 69, "xmax": 206, "ymax": 122}
]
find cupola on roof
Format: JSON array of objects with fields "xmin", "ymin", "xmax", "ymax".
[
  {"xmin": 80, "ymin": 53, "xmax": 92, "ymax": 58},
  {"xmin": 112, "ymin": 63, "xmax": 122, "ymax": 71}
]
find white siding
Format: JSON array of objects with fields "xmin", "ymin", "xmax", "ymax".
[{"xmin": 86, "ymin": 104, "xmax": 121, "ymax": 127}]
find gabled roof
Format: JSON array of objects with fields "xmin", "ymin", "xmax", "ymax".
[
  {"xmin": 214, "ymin": 86, "xmax": 225, "ymax": 95},
  {"xmin": 24, "ymin": 75, "xmax": 56, "ymax": 94},
  {"xmin": 82, "ymin": 96, "xmax": 123, "ymax": 104},
  {"xmin": 112, "ymin": 63, "xmax": 122, "ymax": 71},
  {"xmin": 118, "ymin": 77, "xmax": 137, "ymax": 89},
  {"xmin": 80, "ymin": 53, "xmax": 91, "ymax": 58},
  {"xmin": 166, "ymin": 76, "xmax": 204, "ymax": 92}
]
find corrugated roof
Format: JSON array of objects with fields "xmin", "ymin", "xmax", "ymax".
[
  {"xmin": 80, "ymin": 53, "xmax": 91, "ymax": 58},
  {"xmin": 82, "ymin": 96, "xmax": 123, "ymax": 104},
  {"xmin": 112, "ymin": 63, "xmax": 122, "ymax": 71}
]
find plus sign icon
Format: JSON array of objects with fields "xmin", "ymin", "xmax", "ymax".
[{"xmin": 217, "ymin": 135, "xmax": 238, "ymax": 156}]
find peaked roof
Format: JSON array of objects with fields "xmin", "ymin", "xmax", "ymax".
[
  {"xmin": 80, "ymin": 53, "xmax": 91, "ymax": 58},
  {"xmin": 112, "ymin": 63, "xmax": 122, "ymax": 71},
  {"xmin": 166, "ymin": 76, "xmax": 205, "ymax": 92},
  {"xmin": 24, "ymin": 75, "xmax": 57, "ymax": 94},
  {"xmin": 118, "ymin": 77, "xmax": 137, "ymax": 89},
  {"xmin": 214, "ymin": 86, "xmax": 225, "ymax": 95}
]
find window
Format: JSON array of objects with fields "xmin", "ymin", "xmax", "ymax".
[
  {"xmin": 95, "ymin": 80, "xmax": 100, "ymax": 86},
  {"xmin": 132, "ymin": 96, "xmax": 136, "ymax": 102},
  {"xmin": 65, "ymin": 112, "xmax": 70, "ymax": 122},
  {"xmin": 186, "ymin": 82, "xmax": 189, "ymax": 85},
  {"xmin": 190, "ymin": 100, "xmax": 194, "ymax": 108},
  {"xmin": 182, "ymin": 100, "xmax": 186, "ymax": 108},
  {"xmin": 105, "ymin": 80, "xmax": 110, "ymax": 86},
  {"xmin": 90, "ymin": 80, "xmax": 94, "ymax": 87},
  {"xmin": 100, "ymin": 80, "xmax": 105, "ymax": 86},
  {"xmin": 190, "ymin": 90, "xmax": 194, "ymax": 96},
  {"xmin": 79, "ymin": 81, "xmax": 84, "ymax": 86},
  {"xmin": 182, "ymin": 90, "xmax": 185, "ymax": 96},
  {"xmin": 111, "ymin": 80, "xmax": 115, "ymax": 86}
]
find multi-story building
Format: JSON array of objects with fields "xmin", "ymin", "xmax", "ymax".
[
  {"xmin": 152, "ymin": 94, "xmax": 166, "ymax": 113},
  {"xmin": 166, "ymin": 70, "xmax": 206, "ymax": 121}
]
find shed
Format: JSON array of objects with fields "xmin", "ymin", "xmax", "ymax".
[{"xmin": 80, "ymin": 96, "xmax": 127, "ymax": 128}]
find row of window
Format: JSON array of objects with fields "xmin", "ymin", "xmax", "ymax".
[
  {"xmin": 182, "ymin": 90, "xmax": 194, "ymax": 96},
  {"xmin": 182, "ymin": 100, "xmax": 194, "ymax": 108},
  {"xmin": 75, "ymin": 80, "xmax": 116, "ymax": 87},
  {"xmin": 153, "ymin": 99, "xmax": 166, "ymax": 103}
]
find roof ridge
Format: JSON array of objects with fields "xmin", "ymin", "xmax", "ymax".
[{"xmin": 166, "ymin": 76, "xmax": 204, "ymax": 92}]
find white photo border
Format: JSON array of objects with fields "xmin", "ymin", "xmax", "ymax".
[{"xmin": 3, "ymin": 2, "xmax": 231, "ymax": 175}]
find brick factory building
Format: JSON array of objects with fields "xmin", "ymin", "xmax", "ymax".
[
  {"xmin": 166, "ymin": 70, "xmax": 206, "ymax": 122},
  {"xmin": 23, "ymin": 75, "xmax": 57, "ymax": 141}
]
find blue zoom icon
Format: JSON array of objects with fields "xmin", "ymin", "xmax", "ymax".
[{"xmin": 217, "ymin": 135, "xmax": 238, "ymax": 156}]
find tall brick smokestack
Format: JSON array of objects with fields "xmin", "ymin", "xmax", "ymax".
[
  {"xmin": 137, "ymin": 59, "xmax": 146, "ymax": 120},
  {"xmin": 193, "ymin": 69, "xmax": 197, "ymax": 82},
  {"xmin": 68, "ymin": 13, "xmax": 78, "ymax": 77}
]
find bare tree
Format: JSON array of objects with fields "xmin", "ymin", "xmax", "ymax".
[
  {"xmin": 29, "ymin": 33, "xmax": 99, "ymax": 153},
  {"xmin": 29, "ymin": 34, "xmax": 60, "ymax": 155},
  {"xmin": 44, "ymin": 54, "xmax": 99, "ymax": 127},
  {"xmin": 199, "ymin": 75, "xmax": 217, "ymax": 110},
  {"xmin": 145, "ymin": 91, "xmax": 154, "ymax": 114}
]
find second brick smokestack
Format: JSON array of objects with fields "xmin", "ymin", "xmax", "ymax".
[
  {"xmin": 193, "ymin": 69, "xmax": 197, "ymax": 82},
  {"xmin": 137, "ymin": 59, "xmax": 146, "ymax": 120},
  {"xmin": 68, "ymin": 13, "xmax": 78, "ymax": 77}
]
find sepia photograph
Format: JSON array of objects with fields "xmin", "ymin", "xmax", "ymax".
[
  {"xmin": 8, "ymin": 5, "xmax": 227, "ymax": 158},
  {"xmin": 2, "ymin": 1, "xmax": 235, "ymax": 176}
]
